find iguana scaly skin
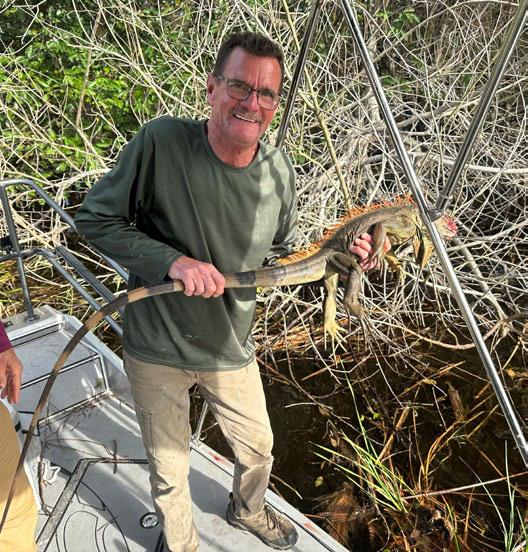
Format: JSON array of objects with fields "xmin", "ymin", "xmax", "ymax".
[
  {"xmin": 0, "ymin": 198, "xmax": 456, "ymax": 531},
  {"xmin": 228, "ymin": 197, "xmax": 457, "ymax": 337}
]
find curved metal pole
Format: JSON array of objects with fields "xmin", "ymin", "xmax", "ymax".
[
  {"xmin": 276, "ymin": 0, "xmax": 322, "ymax": 149},
  {"xmin": 435, "ymin": 1, "xmax": 528, "ymax": 215},
  {"xmin": 339, "ymin": 0, "xmax": 528, "ymax": 466},
  {"xmin": 191, "ymin": 402, "xmax": 210, "ymax": 444}
]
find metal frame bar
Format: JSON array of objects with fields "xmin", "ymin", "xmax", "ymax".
[
  {"xmin": 36, "ymin": 248, "xmax": 123, "ymax": 336},
  {"xmin": 276, "ymin": 0, "xmax": 323, "ymax": 149},
  {"xmin": 55, "ymin": 245, "xmax": 123, "ymax": 307},
  {"xmin": 0, "ymin": 185, "xmax": 37, "ymax": 320},
  {"xmin": 1, "ymin": 177, "xmax": 127, "ymax": 333},
  {"xmin": 435, "ymin": 1, "xmax": 528, "ymax": 216},
  {"xmin": 21, "ymin": 355, "xmax": 102, "ymax": 389},
  {"xmin": 338, "ymin": 0, "xmax": 528, "ymax": 466},
  {"xmin": 1, "ymin": 247, "xmax": 122, "ymax": 336},
  {"xmin": 0, "ymin": 178, "xmax": 129, "ymax": 281}
]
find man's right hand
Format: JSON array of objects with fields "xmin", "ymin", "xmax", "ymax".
[{"xmin": 168, "ymin": 256, "xmax": 225, "ymax": 298}]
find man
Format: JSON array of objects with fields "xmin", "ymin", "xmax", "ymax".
[
  {"xmin": 75, "ymin": 32, "xmax": 385, "ymax": 551},
  {"xmin": 0, "ymin": 322, "xmax": 38, "ymax": 552}
]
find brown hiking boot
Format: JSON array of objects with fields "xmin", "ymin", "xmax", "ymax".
[{"xmin": 226, "ymin": 493, "xmax": 299, "ymax": 550}]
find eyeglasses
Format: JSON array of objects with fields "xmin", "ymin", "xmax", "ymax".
[{"xmin": 215, "ymin": 74, "xmax": 281, "ymax": 110}]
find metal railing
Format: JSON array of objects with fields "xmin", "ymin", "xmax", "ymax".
[{"xmin": 0, "ymin": 178, "xmax": 126, "ymax": 335}]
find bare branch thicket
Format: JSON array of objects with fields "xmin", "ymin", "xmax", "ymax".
[
  {"xmin": 257, "ymin": 0, "xmax": 527, "ymax": 375},
  {"xmin": 0, "ymin": 0, "xmax": 526, "ymax": 351}
]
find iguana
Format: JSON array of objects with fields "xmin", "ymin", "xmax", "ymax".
[
  {"xmin": 230, "ymin": 197, "xmax": 457, "ymax": 337},
  {"xmin": 0, "ymin": 197, "xmax": 457, "ymax": 531}
]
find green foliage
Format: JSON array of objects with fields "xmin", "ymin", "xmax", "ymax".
[
  {"xmin": 315, "ymin": 435, "xmax": 411, "ymax": 513},
  {"xmin": 376, "ymin": 6, "xmax": 420, "ymax": 40},
  {"xmin": 0, "ymin": 0, "xmax": 204, "ymax": 186},
  {"xmin": 482, "ymin": 447, "xmax": 528, "ymax": 552},
  {"xmin": 314, "ymin": 378, "xmax": 412, "ymax": 514},
  {"xmin": 380, "ymin": 75, "xmax": 413, "ymax": 93}
]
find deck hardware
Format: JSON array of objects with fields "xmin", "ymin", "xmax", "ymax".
[{"xmin": 140, "ymin": 512, "xmax": 159, "ymax": 528}]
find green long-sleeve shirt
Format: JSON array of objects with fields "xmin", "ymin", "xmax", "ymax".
[{"xmin": 75, "ymin": 117, "xmax": 297, "ymax": 370}]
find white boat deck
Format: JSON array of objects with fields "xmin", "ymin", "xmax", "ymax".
[{"xmin": 4, "ymin": 306, "xmax": 347, "ymax": 552}]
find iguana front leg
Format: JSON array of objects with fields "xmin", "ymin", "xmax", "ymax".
[{"xmin": 385, "ymin": 250, "xmax": 406, "ymax": 288}]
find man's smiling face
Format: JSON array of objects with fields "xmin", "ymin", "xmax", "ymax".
[{"xmin": 207, "ymin": 47, "xmax": 282, "ymax": 153}]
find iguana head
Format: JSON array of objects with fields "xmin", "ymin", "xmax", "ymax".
[
  {"xmin": 413, "ymin": 213, "xmax": 458, "ymax": 267},
  {"xmin": 436, "ymin": 214, "xmax": 458, "ymax": 239}
]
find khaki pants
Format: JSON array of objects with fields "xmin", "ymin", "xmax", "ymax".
[
  {"xmin": 123, "ymin": 352, "xmax": 274, "ymax": 552},
  {"xmin": 0, "ymin": 403, "xmax": 38, "ymax": 552}
]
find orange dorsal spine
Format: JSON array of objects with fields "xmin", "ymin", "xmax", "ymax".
[{"xmin": 277, "ymin": 196, "xmax": 414, "ymax": 265}]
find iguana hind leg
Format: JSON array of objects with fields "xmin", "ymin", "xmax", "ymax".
[
  {"xmin": 323, "ymin": 273, "xmax": 344, "ymax": 345},
  {"xmin": 327, "ymin": 252, "xmax": 364, "ymax": 321},
  {"xmin": 343, "ymin": 268, "xmax": 364, "ymax": 321}
]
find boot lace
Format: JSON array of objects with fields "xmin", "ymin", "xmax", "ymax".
[{"xmin": 263, "ymin": 505, "xmax": 284, "ymax": 530}]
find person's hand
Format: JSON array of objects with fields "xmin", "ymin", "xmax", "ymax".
[
  {"xmin": 168, "ymin": 255, "xmax": 225, "ymax": 298},
  {"xmin": 0, "ymin": 347, "xmax": 23, "ymax": 404},
  {"xmin": 349, "ymin": 233, "xmax": 391, "ymax": 271}
]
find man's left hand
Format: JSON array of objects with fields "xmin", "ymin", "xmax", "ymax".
[
  {"xmin": 350, "ymin": 233, "xmax": 391, "ymax": 271},
  {"xmin": 0, "ymin": 348, "xmax": 23, "ymax": 404}
]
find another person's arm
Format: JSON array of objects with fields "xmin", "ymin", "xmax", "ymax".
[{"xmin": 0, "ymin": 323, "xmax": 23, "ymax": 404}]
